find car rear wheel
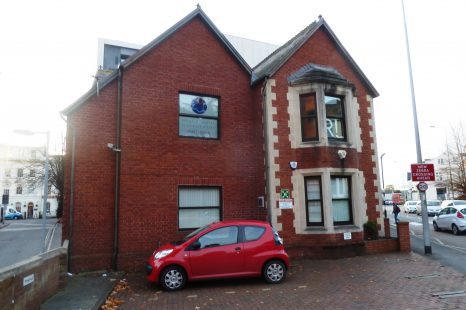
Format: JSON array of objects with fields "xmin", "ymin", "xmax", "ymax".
[
  {"xmin": 452, "ymin": 224, "xmax": 460, "ymax": 235},
  {"xmin": 433, "ymin": 221, "xmax": 440, "ymax": 231},
  {"xmin": 263, "ymin": 260, "xmax": 286, "ymax": 284},
  {"xmin": 160, "ymin": 266, "xmax": 186, "ymax": 291}
]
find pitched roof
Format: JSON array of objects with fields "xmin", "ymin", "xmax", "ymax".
[
  {"xmin": 252, "ymin": 17, "xmax": 379, "ymax": 98},
  {"xmin": 62, "ymin": 6, "xmax": 251, "ymax": 115}
]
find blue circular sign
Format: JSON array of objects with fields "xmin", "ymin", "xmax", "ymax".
[{"xmin": 191, "ymin": 97, "xmax": 207, "ymax": 114}]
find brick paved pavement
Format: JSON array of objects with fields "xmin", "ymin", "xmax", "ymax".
[{"xmin": 109, "ymin": 253, "xmax": 466, "ymax": 310}]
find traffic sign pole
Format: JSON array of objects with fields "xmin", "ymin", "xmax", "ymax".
[
  {"xmin": 411, "ymin": 164, "xmax": 434, "ymax": 255},
  {"xmin": 420, "ymin": 190, "xmax": 431, "ymax": 254},
  {"xmin": 416, "ymin": 181, "xmax": 431, "ymax": 253}
]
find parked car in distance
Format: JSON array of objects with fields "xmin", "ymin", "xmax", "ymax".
[
  {"xmin": 4, "ymin": 208, "xmax": 23, "ymax": 220},
  {"xmin": 440, "ymin": 200, "xmax": 466, "ymax": 209},
  {"xmin": 146, "ymin": 220, "xmax": 289, "ymax": 291},
  {"xmin": 403, "ymin": 201, "xmax": 418, "ymax": 214},
  {"xmin": 416, "ymin": 200, "xmax": 442, "ymax": 216},
  {"xmin": 433, "ymin": 203, "xmax": 466, "ymax": 235}
]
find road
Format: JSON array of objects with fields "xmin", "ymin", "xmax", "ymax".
[
  {"xmin": 0, "ymin": 218, "xmax": 62, "ymax": 269},
  {"xmin": 387, "ymin": 209, "xmax": 466, "ymax": 275}
]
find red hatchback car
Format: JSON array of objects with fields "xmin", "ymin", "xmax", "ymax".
[{"xmin": 146, "ymin": 220, "xmax": 289, "ymax": 291}]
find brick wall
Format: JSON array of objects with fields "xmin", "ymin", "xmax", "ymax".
[
  {"xmin": 364, "ymin": 239, "xmax": 398, "ymax": 254},
  {"xmin": 397, "ymin": 221, "xmax": 411, "ymax": 252},
  {"xmin": 0, "ymin": 246, "xmax": 68, "ymax": 310},
  {"xmin": 64, "ymin": 15, "xmax": 385, "ymax": 271},
  {"xmin": 267, "ymin": 28, "xmax": 379, "ymax": 247},
  {"xmin": 286, "ymin": 219, "xmax": 411, "ymax": 259},
  {"xmin": 64, "ymin": 16, "xmax": 267, "ymax": 272},
  {"xmin": 64, "ymin": 80, "xmax": 118, "ymax": 272}
]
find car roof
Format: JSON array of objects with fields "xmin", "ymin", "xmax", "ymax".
[
  {"xmin": 210, "ymin": 220, "xmax": 270, "ymax": 227},
  {"xmin": 442, "ymin": 200, "xmax": 466, "ymax": 203}
]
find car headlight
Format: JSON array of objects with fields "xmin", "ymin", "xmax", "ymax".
[{"xmin": 154, "ymin": 249, "xmax": 173, "ymax": 260}]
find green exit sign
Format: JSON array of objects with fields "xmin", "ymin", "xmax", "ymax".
[{"xmin": 280, "ymin": 189, "xmax": 290, "ymax": 199}]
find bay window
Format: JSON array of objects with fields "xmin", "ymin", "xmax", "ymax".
[
  {"xmin": 331, "ymin": 176, "xmax": 352, "ymax": 225},
  {"xmin": 305, "ymin": 177, "xmax": 323, "ymax": 226},
  {"xmin": 300, "ymin": 94, "xmax": 319, "ymax": 141},
  {"xmin": 301, "ymin": 174, "xmax": 355, "ymax": 229},
  {"xmin": 325, "ymin": 95, "xmax": 346, "ymax": 140}
]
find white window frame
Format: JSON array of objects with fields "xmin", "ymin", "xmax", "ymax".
[
  {"xmin": 291, "ymin": 168, "xmax": 366, "ymax": 235},
  {"xmin": 288, "ymin": 83, "xmax": 361, "ymax": 151},
  {"xmin": 331, "ymin": 176, "xmax": 353, "ymax": 225}
]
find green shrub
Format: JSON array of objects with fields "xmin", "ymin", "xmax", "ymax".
[{"xmin": 363, "ymin": 221, "xmax": 379, "ymax": 240}]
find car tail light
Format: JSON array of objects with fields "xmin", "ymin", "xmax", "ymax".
[{"xmin": 457, "ymin": 211, "xmax": 464, "ymax": 219}]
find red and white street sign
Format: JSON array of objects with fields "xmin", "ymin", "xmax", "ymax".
[
  {"xmin": 417, "ymin": 182, "xmax": 428, "ymax": 192},
  {"xmin": 411, "ymin": 164, "xmax": 435, "ymax": 181}
]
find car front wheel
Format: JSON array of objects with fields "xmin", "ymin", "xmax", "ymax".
[
  {"xmin": 160, "ymin": 266, "xmax": 186, "ymax": 291},
  {"xmin": 263, "ymin": 260, "xmax": 286, "ymax": 284},
  {"xmin": 433, "ymin": 222, "xmax": 440, "ymax": 231}
]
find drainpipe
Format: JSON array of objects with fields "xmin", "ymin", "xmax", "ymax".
[
  {"xmin": 112, "ymin": 65, "xmax": 123, "ymax": 270},
  {"xmin": 60, "ymin": 113, "xmax": 76, "ymax": 272},
  {"xmin": 261, "ymin": 77, "xmax": 272, "ymax": 224}
]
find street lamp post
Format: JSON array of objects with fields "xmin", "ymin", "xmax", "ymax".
[
  {"xmin": 401, "ymin": 0, "xmax": 431, "ymax": 254},
  {"xmin": 14, "ymin": 129, "xmax": 50, "ymax": 253},
  {"xmin": 380, "ymin": 153, "xmax": 386, "ymax": 192}
]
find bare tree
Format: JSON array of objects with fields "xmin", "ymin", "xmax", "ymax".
[
  {"xmin": 442, "ymin": 124, "xmax": 466, "ymax": 199},
  {"xmin": 15, "ymin": 154, "xmax": 64, "ymax": 218},
  {"xmin": 384, "ymin": 184, "xmax": 395, "ymax": 192}
]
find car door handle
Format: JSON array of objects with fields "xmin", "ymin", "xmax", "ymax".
[{"xmin": 235, "ymin": 247, "xmax": 241, "ymax": 251}]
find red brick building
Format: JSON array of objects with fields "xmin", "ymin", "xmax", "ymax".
[{"xmin": 62, "ymin": 7, "xmax": 381, "ymax": 272}]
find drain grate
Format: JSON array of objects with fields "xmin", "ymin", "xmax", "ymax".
[
  {"xmin": 404, "ymin": 273, "xmax": 441, "ymax": 279},
  {"xmin": 433, "ymin": 290, "xmax": 466, "ymax": 299}
]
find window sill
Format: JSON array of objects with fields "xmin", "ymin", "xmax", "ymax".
[
  {"xmin": 328, "ymin": 140, "xmax": 351, "ymax": 147},
  {"xmin": 298, "ymin": 140, "xmax": 353, "ymax": 149},
  {"xmin": 334, "ymin": 225, "xmax": 359, "ymax": 231},
  {"xmin": 304, "ymin": 226, "xmax": 326, "ymax": 232}
]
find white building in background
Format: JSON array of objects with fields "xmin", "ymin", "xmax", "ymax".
[
  {"xmin": 97, "ymin": 35, "xmax": 279, "ymax": 72},
  {"xmin": 224, "ymin": 35, "xmax": 279, "ymax": 67},
  {"xmin": 0, "ymin": 144, "xmax": 58, "ymax": 218},
  {"xmin": 409, "ymin": 152, "xmax": 453, "ymax": 201}
]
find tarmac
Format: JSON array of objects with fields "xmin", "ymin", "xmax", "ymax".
[{"xmin": 39, "ymin": 251, "xmax": 466, "ymax": 310}]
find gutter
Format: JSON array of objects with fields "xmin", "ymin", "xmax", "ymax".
[
  {"xmin": 261, "ymin": 77, "xmax": 272, "ymax": 224},
  {"xmin": 60, "ymin": 113, "xmax": 76, "ymax": 272},
  {"xmin": 112, "ymin": 65, "xmax": 123, "ymax": 271}
]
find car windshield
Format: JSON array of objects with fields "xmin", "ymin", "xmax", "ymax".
[
  {"xmin": 172, "ymin": 223, "xmax": 213, "ymax": 245},
  {"xmin": 455, "ymin": 201, "xmax": 466, "ymax": 205}
]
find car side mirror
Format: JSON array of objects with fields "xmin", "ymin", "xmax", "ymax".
[{"xmin": 188, "ymin": 240, "xmax": 201, "ymax": 251}]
